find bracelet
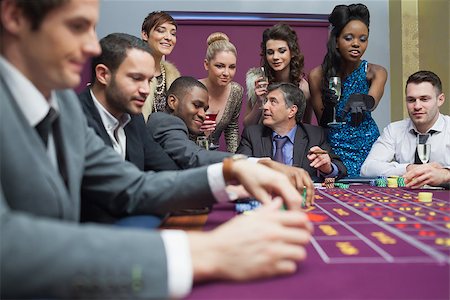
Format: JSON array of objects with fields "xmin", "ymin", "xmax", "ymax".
[
  {"xmin": 222, "ymin": 154, "xmax": 248, "ymax": 184},
  {"xmin": 223, "ymin": 157, "xmax": 234, "ymax": 184}
]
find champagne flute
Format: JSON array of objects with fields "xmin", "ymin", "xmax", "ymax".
[
  {"xmin": 327, "ymin": 76, "xmax": 345, "ymax": 127},
  {"xmin": 257, "ymin": 66, "xmax": 269, "ymax": 89},
  {"xmin": 256, "ymin": 67, "xmax": 269, "ymax": 108},
  {"xmin": 205, "ymin": 109, "xmax": 220, "ymax": 150},
  {"xmin": 416, "ymin": 133, "xmax": 431, "ymax": 164},
  {"xmin": 196, "ymin": 136, "xmax": 209, "ymax": 150}
]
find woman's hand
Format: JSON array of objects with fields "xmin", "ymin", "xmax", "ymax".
[{"xmin": 200, "ymin": 119, "xmax": 216, "ymax": 137}]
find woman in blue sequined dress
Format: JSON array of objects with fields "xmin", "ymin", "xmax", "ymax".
[{"xmin": 309, "ymin": 4, "xmax": 387, "ymax": 176}]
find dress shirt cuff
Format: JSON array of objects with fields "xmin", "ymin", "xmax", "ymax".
[
  {"xmin": 207, "ymin": 163, "xmax": 230, "ymax": 203},
  {"xmin": 398, "ymin": 163, "xmax": 409, "ymax": 175},
  {"xmin": 320, "ymin": 162, "xmax": 339, "ymax": 178},
  {"xmin": 247, "ymin": 157, "xmax": 261, "ymax": 163},
  {"xmin": 161, "ymin": 230, "xmax": 193, "ymax": 298}
]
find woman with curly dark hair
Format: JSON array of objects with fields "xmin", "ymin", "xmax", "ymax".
[
  {"xmin": 244, "ymin": 23, "xmax": 311, "ymax": 126},
  {"xmin": 309, "ymin": 3, "xmax": 387, "ymax": 176}
]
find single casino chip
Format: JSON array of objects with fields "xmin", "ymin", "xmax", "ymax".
[{"xmin": 418, "ymin": 192, "xmax": 433, "ymax": 203}]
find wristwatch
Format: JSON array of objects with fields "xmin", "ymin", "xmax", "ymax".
[{"xmin": 222, "ymin": 154, "xmax": 248, "ymax": 184}]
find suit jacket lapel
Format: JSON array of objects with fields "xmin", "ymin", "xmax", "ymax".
[
  {"xmin": 261, "ymin": 127, "xmax": 273, "ymax": 158},
  {"xmin": 2, "ymin": 80, "xmax": 70, "ymax": 199},
  {"xmin": 293, "ymin": 124, "xmax": 309, "ymax": 167},
  {"xmin": 79, "ymin": 89, "xmax": 112, "ymax": 147},
  {"xmin": 124, "ymin": 120, "xmax": 143, "ymax": 169}
]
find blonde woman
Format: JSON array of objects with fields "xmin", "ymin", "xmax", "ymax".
[
  {"xmin": 141, "ymin": 11, "xmax": 181, "ymax": 121},
  {"xmin": 199, "ymin": 32, "xmax": 243, "ymax": 153}
]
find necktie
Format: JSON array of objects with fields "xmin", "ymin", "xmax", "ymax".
[
  {"xmin": 35, "ymin": 107, "xmax": 58, "ymax": 147},
  {"xmin": 35, "ymin": 108, "xmax": 68, "ymax": 186},
  {"xmin": 273, "ymin": 135, "xmax": 288, "ymax": 163},
  {"xmin": 413, "ymin": 130, "xmax": 436, "ymax": 164}
]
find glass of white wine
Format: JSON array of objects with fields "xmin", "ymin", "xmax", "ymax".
[
  {"xmin": 417, "ymin": 133, "xmax": 431, "ymax": 164},
  {"xmin": 327, "ymin": 76, "xmax": 345, "ymax": 127}
]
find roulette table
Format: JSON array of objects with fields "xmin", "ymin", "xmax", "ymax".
[{"xmin": 187, "ymin": 186, "xmax": 450, "ymax": 299}]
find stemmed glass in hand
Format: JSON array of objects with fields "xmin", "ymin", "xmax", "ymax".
[
  {"xmin": 255, "ymin": 66, "xmax": 269, "ymax": 108},
  {"xmin": 204, "ymin": 109, "xmax": 220, "ymax": 150},
  {"xmin": 327, "ymin": 76, "xmax": 345, "ymax": 127},
  {"xmin": 416, "ymin": 133, "xmax": 431, "ymax": 164}
]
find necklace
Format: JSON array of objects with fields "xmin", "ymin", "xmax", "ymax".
[
  {"xmin": 153, "ymin": 63, "xmax": 167, "ymax": 112},
  {"xmin": 155, "ymin": 63, "xmax": 166, "ymax": 96}
]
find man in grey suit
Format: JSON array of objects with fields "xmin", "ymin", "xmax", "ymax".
[
  {"xmin": 237, "ymin": 82, "xmax": 347, "ymax": 181},
  {"xmin": 0, "ymin": 0, "xmax": 312, "ymax": 298},
  {"xmin": 147, "ymin": 76, "xmax": 233, "ymax": 168}
]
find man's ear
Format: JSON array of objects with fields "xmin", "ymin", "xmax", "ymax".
[
  {"xmin": 437, "ymin": 92, "xmax": 445, "ymax": 108},
  {"xmin": 288, "ymin": 104, "xmax": 298, "ymax": 119},
  {"xmin": 1, "ymin": 0, "xmax": 28, "ymax": 35},
  {"xmin": 167, "ymin": 94, "xmax": 178, "ymax": 111},
  {"xmin": 95, "ymin": 64, "xmax": 110, "ymax": 86}
]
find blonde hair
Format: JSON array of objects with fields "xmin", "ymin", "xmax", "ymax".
[{"xmin": 205, "ymin": 32, "xmax": 237, "ymax": 62}]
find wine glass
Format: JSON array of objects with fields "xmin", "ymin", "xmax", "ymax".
[
  {"xmin": 205, "ymin": 109, "xmax": 220, "ymax": 150},
  {"xmin": 327, "ymin": 76, "xmax": 345, "ymax": 127},
  {"xmin": 416, "ymin": 133, "xmax": 431, "ymax": 164}
]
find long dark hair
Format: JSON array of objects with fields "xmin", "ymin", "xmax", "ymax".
[
  {"xmin": 321, "ymin": 4, "xmax": 370, "ymax": 93},
  {"xmin": 260, "ymin": 23, "xmax": 305, "ymax": 86}
]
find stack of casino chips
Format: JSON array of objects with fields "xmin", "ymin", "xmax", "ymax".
[
  {"xmin": 323, "ymin": 177, "xmax": 335, "ymax": 188},
  {"xmin": 334, "ymin": 182, "xmax": 350, "ymax": 189},
  {"xmin": 387, "ymin": 177, "xmax": 398, "ymax": 188},
  {"xmin": 376, "ymin": 176, "xmax": 387, "ymax": 187},
  {"xmin": 418, "ymin": 192, "xmax": 433, "ymax": 203},
  {"xmin": 235, "ymin": 199, "xmax": 261, "ymax": 214},
  {"xmin": 397, "ymin": 177, "xmax": 406, "ymax": 187}
]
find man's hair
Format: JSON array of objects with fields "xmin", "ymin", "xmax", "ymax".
[
  {"xmin": 267, "ymin": 82, "xmax": 306, "ymax": 124},
  {"xmin": 91, "ymin": 33, "xmax": 152, "ymax": 83},
  {"xmin": 1, "ymin": 0, "xmax": 69, "ymax": 30},
  {"xmin": 406, "ymin": 70, "xmax": 443, "ymax": 94},
  {"xmin": 165, "ymin": 76, "xmax": 208, "ymax": 111}
]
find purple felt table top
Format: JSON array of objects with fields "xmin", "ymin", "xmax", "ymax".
[{"xmin": 186, "ymin": 187, "xmax": 450, "ymax": 299}]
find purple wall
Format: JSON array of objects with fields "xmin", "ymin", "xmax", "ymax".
[{"xmin": 168, "ymin": 14, "xmax": 329, "ymax": 150}]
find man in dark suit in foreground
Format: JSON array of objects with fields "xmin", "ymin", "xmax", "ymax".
[
  {"xmin": 78, "ymin": 33, "xmax": 180, "ymax": 224},
  {"xmin": 237, "ymin": 82, "xmax": 347, "ymax": 181},
  {"xmin": 0, "ymin": 0, "xmax": 312, "ymax": 298}
]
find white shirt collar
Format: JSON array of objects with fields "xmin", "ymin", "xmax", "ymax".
[
  {"xmin": 0, "ymin": 55, "xmax": 59, "ymax": 127},
  {"xmin": 407, "ymin": 113, "xmax": 445, "ymax": 135}
]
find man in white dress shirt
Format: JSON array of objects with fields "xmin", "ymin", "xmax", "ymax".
[{"xmin": 361, "ymin": 70, "xmax": 450, "ymax": 188}]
